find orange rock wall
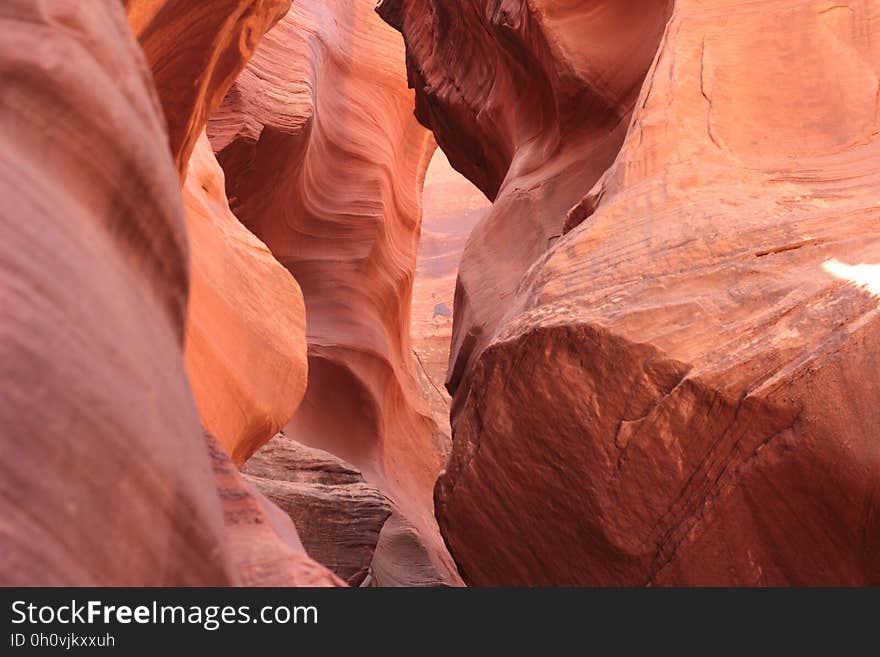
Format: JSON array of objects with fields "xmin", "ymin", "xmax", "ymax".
[
  {"xmin": 0, "ymin": 0, "xmax": 337, "ymax": 586},
  {"xmin": 183, "ymin": 133, "xmax": 308, "ymax": 465},
  {"xmin": 125, "ymin": 0, "xmax": 292, "ymax": 176},
  {"xmin": 210, "ymin": 0, "xmax": 461, "ymax": 584},
  {"xmin": 124, "ymin": 1, "xmax": 309, "ymax": 464}
]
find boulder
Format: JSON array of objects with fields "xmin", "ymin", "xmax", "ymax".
[
  {"xmin": 383, "ymin": 0, "xmax": 880, "ymax": 585},
  {"xmin": 243, "ymin": 434, "xmax": 391, "ymax": 586}
]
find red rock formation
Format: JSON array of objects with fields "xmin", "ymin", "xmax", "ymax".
[
  {"xmin": 0, "ymin": 0, "xmax": 234, "ymax": 585},
  {"xmin": 384, "ymin": 0, "xmax": 880, "ymax": 585},
  {"xmin": 380, "ymin": 0, "xmax": 674, "ymax": 410},
  {"xmin": 123, "ymin": 2, "xmax": 309, "ymax": 464},
  {"xmin": 124, "ymin": 0, "xmax": 291, "ymax": 176},
  {"xmin": 210, "ymin": 0, "xmax": 461, "ymax": 586},
  {"xmin": 129, "ymin": 0, "xmax": 329, "ymax": 580},
  {"xmin": 10, "ymin": 0, "xmax": 875, "ymax": 590},
  {"xmin": 183, "ymin": 133, "xmax": 308, "ymax": 465},
  {"xmin": 244, "ymin": 434, "xmax": 392, "ymax": 586},
  {"xmin": 0, "ymin": 0, "xmax": 336, "ymax": 586},
  {"xmin": 126, "ymin": 0, "xmax": 331, "ymax": 581},
  {"xmin": 206, "ymin": 432, "xmax": 344, "ymax": 586}
]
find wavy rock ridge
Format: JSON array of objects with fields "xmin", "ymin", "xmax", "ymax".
[
  {"xmin": 127, "ymin": 0, "xmax": 310, "ymax": 465},
  {"xmin": 210, "ymin": 0, "xmax": 461, "ymax": 585},
  {"xmin": 4, "ymin": 0, "xmax": 877, "ymax": 589},
  {"xmin": 125, "ymin": 0, "xmax": 292, "ymax": 176},
  {"xmin": 384, "ymin": 0, "xmax": 880, "ymax": 585}
]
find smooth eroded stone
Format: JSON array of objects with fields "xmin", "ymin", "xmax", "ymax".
[
  {"xmin": 210, "ymin": 0, "xmax": 461, "ymax": 586},
  {"xmin": 184, "ymin": 133, "xmax": 308, "ymax": 465},
  {"xmin": 0, "ymin": 0, "xmax": 234, "ymax": 585},
  {"xmin": 125, "ymin": 0, "xmax": 292, "ymax": 176},
  {"xmin": 383, "ymin": 0, "xmax": 880, "ymax": 585}
]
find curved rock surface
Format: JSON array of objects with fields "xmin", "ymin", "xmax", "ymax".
[
  {"xmin": 184, "ymin": 133, "xmax": 308, "ymax": 465},
  {"xmin": 0, "ymin": 0, "xmax": 335, "ymax": 586},
  {"xmin": 385, "ymin": 0, "xmax": 880, "ymax": 585},
  {"xmin": 128, "ymin": 0, "xmax": 327, "ymax": 581},
  {"xmin": 210, "ymin": 0, "xmax": 461, "ymax": 586},
  {"xmin": 380, "ymin": 0, "xmax": 674, "ymax": 409},
  {"xmin": 125, "ymin": 1, "xmax": 309, "ymax": 464},
  {"xmin": 207, "ymin": 432, "xmax": 344, "ymax": 586},
  {"xmin": 244, "ymin": 434, "xmax": 391, "ymax": 586},
  {"xmin": 124, "ymin": 0, "xmax": 291, "ymax": 176},
  {"xmin": 0, "ymin": 0, "xmax": 234, "ymax": 585}
]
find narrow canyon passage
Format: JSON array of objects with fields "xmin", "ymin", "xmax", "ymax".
[
  {"xmin": 412, "ymin": 149, "xmax": 492, "ymax": 432},
  {"xmin": 1, "ymin": 0, "xmax": 878, "ymax": 589},
  {"xmin": 202, "ymin": 0, "xmax": 471, "ymax": 586}
]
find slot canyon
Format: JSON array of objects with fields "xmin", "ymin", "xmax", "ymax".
[{"xmin": 0, "ymin": 0, "xmax": 878, "ymax": 587}]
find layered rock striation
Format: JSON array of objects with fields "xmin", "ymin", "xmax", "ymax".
[
  {"xmin": 0, "ymin": 0, "xmax": 336, "ymax": 586},
  {"xmin": 125, "ymin": 0, "xmax": 292, "ymax": 176},
  {"xmin": 207, "ymin": 432, "xmax": 344, "ymax": 586},
  {"xmin": 5, "ymin": 0, "xmax": 876, "ymax": 589},
  {"xmin": 244, "ymin": 434, "xmax": 392, "ymax": 586},
  {"xmin": 124, "ymin": 0, "xmax": 310, "ymax": 464},
  {"xmin": 384, "ymin": 0, "xmax": 880, "ymax": 585},
  {"xmin": 210, "ymin": 0, "xmax": 461, "ymax": 585},
  {"xmin": 0, "ymin": 0, "xmax": 232, "ymax": 585}
]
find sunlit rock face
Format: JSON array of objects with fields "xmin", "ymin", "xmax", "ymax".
[
  {"xmin": 209, "ymin": 0, "xmax": 462, "ymax": 586},
  {"xmin": 0, "ymin": 0, "xmax": 234, "ymax": 585},
  {"xmin": 384, "ymin": 0, "xmax": 880, "ymax": 585},
  {"xmin": 183, "ymin": 133, "xmax": 308, "ymax": 466},
  {"xmin": 124, "ymin": 1, "xmax": 309, "ymax": 466},
  {"xmin": 127, "ymin": 1, "xmax": 329, "ymax": 581},
  {"xmin": 124, "ymin": 0, "xmax": 292, "ymax": 177}
]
